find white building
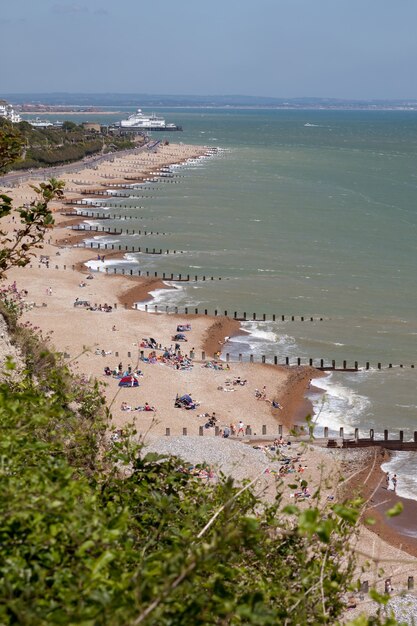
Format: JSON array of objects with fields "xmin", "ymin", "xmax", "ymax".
[{"xmin": 0, "ymin": 101, "xmax": 22, "ymax": 123}]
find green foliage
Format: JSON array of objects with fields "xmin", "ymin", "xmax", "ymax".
[
  {"xmin": 2, "ymin": 121, "xmax": 136, "ymax": 170},
  {"xmin": 0, "ymin": 120, "xmax": 24, "ymax": 172},
  {"xmin": 62, "ymin": 120, "xmax": 79, "ymax": 131},
  {"xmin": 0, "ymin": 312, "xmax": 400, "ymax": 624},
  {"xmin": 0, "ymin": 178, "xmax": 65, "ymax": 278},
  {"xmin": 0, "ymin": 319, "xmax": 392, "ymax": 626},
  {"xmin": 386, "ymin": 502, "xmax": 403, "ymax": 518}
]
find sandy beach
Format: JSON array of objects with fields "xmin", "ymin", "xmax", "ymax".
[{"xmin": 2, "ymin": 141, "xmax": 417, "ymax": 615}]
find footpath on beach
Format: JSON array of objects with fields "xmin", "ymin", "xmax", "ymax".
[{"xmin": 3, "ymin": 141, "xmax": 417, "ymax": 613}]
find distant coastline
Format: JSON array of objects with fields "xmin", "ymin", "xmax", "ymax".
[{"xmin": 4, "ymin": 93, "xmax": 417, "ymax": 112}]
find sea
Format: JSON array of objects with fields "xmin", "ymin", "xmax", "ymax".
[{"xmin": 32, "ymin": 107, "xmax": 417, "ymax": 500}]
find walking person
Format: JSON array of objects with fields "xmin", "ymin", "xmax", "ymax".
[
  {"xmin": 237, "ymin": 420, "xmax": 245, "ymax": 436},
  {"xmin": 392, "ymin": 474, "xmax": 397, "ymax": 492}
]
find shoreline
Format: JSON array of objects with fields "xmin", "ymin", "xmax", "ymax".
[{"xmin": 3, "ymin": 141, "xmax": 417, "ymax": 585}]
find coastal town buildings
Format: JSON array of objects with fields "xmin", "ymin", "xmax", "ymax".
[{"xmin": 0, "ymin": 100, "xmax": 21, "ymax": 123}]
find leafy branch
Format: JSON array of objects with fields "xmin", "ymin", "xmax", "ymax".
[{"xmin": 0, "ymin": 178, "xmax": 65, "ymax": 278}]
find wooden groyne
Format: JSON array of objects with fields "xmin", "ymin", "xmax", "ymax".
[
  {"xmin": 70, "ymin": 225, "xmax": 167, "ymax": 237},
  {"xmin": 28, "ymin": 262, "xmax": 417, "ymax": 371},
  {"xmin": 326, "ymin": 428, "xmax": 417, "ymax": 451},
  {"xmin": 61, "ymin": 211, "xmax": 150, "ymax": 220}
]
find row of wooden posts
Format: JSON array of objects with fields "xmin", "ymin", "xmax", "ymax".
[
  {"xmin": 61, "ymin": 210, "xmax": 148, "ymax": 219},
  {"xmin": 360, "ymin": 577, "xmax": 414, "ymax": 595},
  {"xmin": 84, "ymin": 242, "xmax": 183, "ymax": 255},
  {"xmin": 33, "ymin": 263, "xmax": 417, "ymax": 369},
  {"xmin": 165, "ymin": 424, "xmax": 417, "ymax": 438},
  {"xmin": 72, "ymin": 225, "xmax": 167, "ymax": 236},
  {"xmin": 107, "ymin": 346, "xmax": 414, "ymax": 371}
]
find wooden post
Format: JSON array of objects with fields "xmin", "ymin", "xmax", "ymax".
[
  {"xmin": 262, "ymin": 425, "xmax": 267, "ymax": 435},
  {"xmin": 324, "ymin": 427, "xmax": 329, "ymax": 438},
  {"xmin": 262, "ymin": 355, "xmax": 266, "ymax": 364},
  {"xmin": 239, "ymin": 354, "xmax": 242, "ymax": 362},
  {"xmin": 226, "ymin": 353, "xmax": 230, "ymax": 362},
  {"xmin": 370, "ymin": 429, "xmax": 374, "ymax": 440},
  {"xmin": 183, "ymin": 427, "xmax": 187, "ymax": 436},
  {"xmin": 384, "ymin": 429, "xmax": 388, "ymax": 440},
  {"xmin": 166, "ymin": 428, "xmax": 170, "ymax": 436},
  {"xmin": 202, "ymin": 351, "xmax": 206, "ymax": 361},
  {"xmin": 408, "ymin": 576, "xmax": 414, "ymax": 590},
  {"xmin": 250, "ymin": 354, "xmax": 254, "ymax": 363},
  {"xmin": 339, "ymin": 427, "xmax": 344, "ymax": 439},
  {"xmin": 215, "ymin": 426, "xmax": 220, "ymax": 437},
  {"xmin": 199, "ymin": 426, "xmax": 204, "ymax": 436},
  {"xmin": 285, "ymin": 356, "xmax": 289, "ymax": 366},
  {"xmin": 354, "ymin": 428, "xmax": 359, "ymax": 440},
  {"xmin": 245, "ymin": 426, "xmax": 252, "ymax": 435},
  {"xmin": 274, "ymin": 356, "xmax": 278, "ymax": 365},
  {"xmin": 400, "ymin": 430, "xmax": 404, "ymax": 442},
  {"xmin": 278, "ymin": 425, "xmax": 283, "ymax": 435}
]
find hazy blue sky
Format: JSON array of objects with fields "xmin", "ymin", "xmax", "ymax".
[{"xmin": 2, "ymin": 0, "xmax": 417, "ymax": 99}]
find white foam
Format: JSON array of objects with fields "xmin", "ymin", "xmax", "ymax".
[
  {"xmin": 85, "ymin": 258, "xmax": 132, "ymax": 272},
  {"xmin": 82, "ymin": 198, "xmax": 104, "ymax": 205},
  {"xmin": 82, "ymin": 236, "xmax": 120, "ymax": 245},
  {"xmin": 225, "ymin": 321, "xmax": 298, "ymax": 360},
  {"xmin": 311, "ymin": 373, "xmax": 371, "ymax": 433},
  {"xmin": 134, "ymin": 282, "xmax": 185, "ymax": 310},
  {"xmin": 382, "ymin": 452, "xmax": 417, "ymax": 502}
]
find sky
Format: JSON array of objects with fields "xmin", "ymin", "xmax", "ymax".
[{"xmin": 2, "ymin": 0, "xmax": 417, "ymax": 99}]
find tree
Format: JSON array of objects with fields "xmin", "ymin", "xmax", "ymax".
[
  {"xmin": 62, "ymin": 120, "xmax": 78, "ymax": 131},
  {"xmin": 0, "ymin": 120, "xmax": 23, "ymax": 172},
  {"xmin": 0, "ymin": 122, "xmax": 65, "ymax": 278},
  {"xmin": 0, "ymin": 178, "xmax": 65, "ymax": 278}
]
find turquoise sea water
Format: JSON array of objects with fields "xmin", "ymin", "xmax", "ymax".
[{"xmin": 41, "ymin": 108, "xmax": 417, "ymax": 498}]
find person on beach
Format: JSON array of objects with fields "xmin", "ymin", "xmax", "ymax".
[
  {"xmin": 237, "ymin": 420, "xmax": 245, "ymax": 435},
  {"xmin": 385, "ymin": 472, "xmax": 390, "ymax": 489},
  {"xmin": 223, "ymin": 425, "xmax": 230, "ymax": 438},
  {"xmin": 392, "ymin": 474, "xmax": 397, "ymax": 492}
]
